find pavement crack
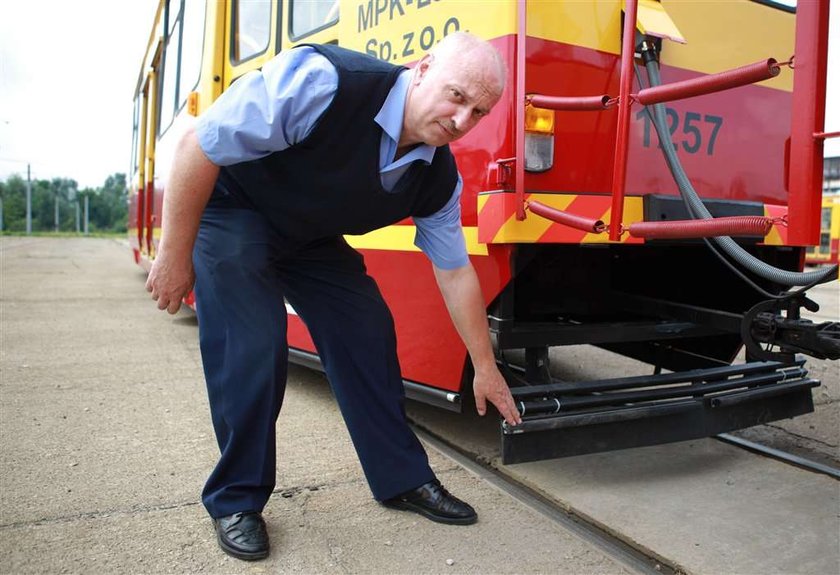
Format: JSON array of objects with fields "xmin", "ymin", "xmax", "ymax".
[
  {"xmin": 271, "ymin": 476, "xmax": 366, "ymax": 499},
  {"xmin": 0, "ymin": 499, "xmax": 202, "ymax": 530},
  {"xmin": 762, "ymin": 424, "xmax": 839, "ymax": 448},
  {"xmin": 274, "ymin": 483, "xmax": 327, "ymax": 499}
]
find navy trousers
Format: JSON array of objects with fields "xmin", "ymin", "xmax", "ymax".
[{"xmin": 192, "ymin": 199, "xmax": 435, "ymax": 518}]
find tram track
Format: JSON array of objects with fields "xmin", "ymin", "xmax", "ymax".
[
  {"xmin": 715, "ymin": 433, "xmax": 840, "ymax": 480},
  {"xmin": 411, "ymin": 424, "xmax": 682, "ymax": 575},
  {"xmin": 411, "ymin": 413, "xmax": 839, "ymax": 575}
]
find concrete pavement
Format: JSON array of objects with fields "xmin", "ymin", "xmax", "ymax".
[
  {"xmin": 408, "ymin": 318, "xmax": 840, "ymax": 574},
  {"xmin": 0, "ymin": 237, "xmax": 629, "ymax": 574}
]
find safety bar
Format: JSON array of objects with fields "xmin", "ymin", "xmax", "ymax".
[
  {"xmin": 501, "ymin": 360, "xmax": 819, "ymax": 463},
  {"xmin": 608, "ymin": 0, "xmax": 639, "ymax": 240},
  {"xmin": 512, "ymin": 359, "xmax": 803, "ymax": 399},
  {"xmin": 815, "ymin": 131, "xmax": 840, "ymax": 140},
  {"xmin": 515, "ymin": 0, "xmax": 527, "ymax": 220},
  {"xmin": 517, "ymin": 367, "xmax": 807, "ymax": 415},
  {"xmin": 788, "ymin": 0, "xmax": 831, "ymax": 245}
]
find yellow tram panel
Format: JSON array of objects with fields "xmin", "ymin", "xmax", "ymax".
[
  {"xmin": 529, "ymin": 0, "xmax": 794, "ymax": 92},
  {"xmin": 339, "ymin": 0, "xmax": 516, "ymax": 65}
]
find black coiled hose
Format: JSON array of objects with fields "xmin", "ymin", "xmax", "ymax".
[{"xmin": 642, "ymin": 54, "xmax": 838, "ymax": 288}]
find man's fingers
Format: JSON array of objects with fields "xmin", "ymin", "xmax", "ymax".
[
  {"xmin": 475, "ymin": 393, "xmax": 487, "ymax": 416},
  {"xmin": 493, "ymin": 394, "xmax": 522, "ymax": 426},
  {"xmin": 488, "ymin": 388, "xmax": 521, "ymax": 426},
  {"xmin": 507, "ymin": 394, "xmax": 522, "ymax": 425},
  {"xmin": 505, "ymin": 405, "xmax": 522, "ymax": 426},
  {"xmin": 475, "ymin": 372, "xmax": 522, "ymax": 423},
  {"xmin": 145, "ymin": 256, "xmax": 193, "ymax": 314},
  {"xmin": 167, "ymin": 299, "xmax": 182, "ymax": 315}
]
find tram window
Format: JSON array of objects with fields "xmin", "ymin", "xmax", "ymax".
[
  {"xmin": 167, "ymin": 0, "xmax": 181, "ymax": 34},
  {"xmin": 290, "ymin": 0, "xmax": 339, "ymax": 40},
  {"xmin": 826, "ymin": 158, "xmax": 840, "ymax": 180},
  {"xmin": 178, "ymin": 0, "xmax": 206, "ymax": 106},
  {"xmin": 159, "ymin": 23, "xmax": 181, "ymax": 133},
  {"xmin": 821, "ymin": 207, "xmax": 832, "ymax": 229},
  {"xmin": 232, "ymin": 0, "xmax": 271, "ymax": 63},
  {"xmin": 130, "ymin": 98, "xmax": 139, "ymax": 175},
  {"xmin": 819, "ymin": 232, "xmax": 830, "ymax": 251},
  {"xmin": 751, "ymin": 0, "xmax": 796, "ymax": 13}
]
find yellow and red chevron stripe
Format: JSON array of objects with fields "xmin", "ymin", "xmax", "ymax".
[
  {"xmin": 761, "ymin": 204, "xmax": 788, "ymax": 246},
  {"xmin": 478, "ymin": 192, "xmax": 644, "ymax": 245},
  {"xmin": 477, "ymin": 194, "xmax": 792, "ymax": 247}
]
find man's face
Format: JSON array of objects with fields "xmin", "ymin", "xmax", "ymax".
[{"xmin": 403, "ymin": 51, "xmax": 502, "ymax": 148}]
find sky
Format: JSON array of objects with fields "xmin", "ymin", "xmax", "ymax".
[
  {"xmin": 0, "ymin": 0, "xmax": 837, "ymax": 190},
  {"xmin": 0, "ymin": 0, "xmax": 158, "ymax": 189}
]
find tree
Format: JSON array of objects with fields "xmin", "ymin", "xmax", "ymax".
[
  {"xmin": 0, "ymin": 176, "xmax": 27, "ymax": 231},
  {"xmin": 89, "ymin": 173, "xmax": 128, "ymax": 232},
  {"xmin": 0, "ymin": 172, "xmax": 129, "ymax": 233}
]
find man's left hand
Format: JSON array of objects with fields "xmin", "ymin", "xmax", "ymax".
[{"xmin": 473, "ymin": 367, "xmax": 522, "ymax": 426}]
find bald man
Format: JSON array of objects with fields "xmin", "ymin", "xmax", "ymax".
[{"xmin": 146, "ymin": 33, "xmax": 521, "ymax": 561}]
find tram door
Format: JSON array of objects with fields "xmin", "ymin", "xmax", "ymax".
[{"xmin": 138, "ymin": 43, "xmax": 162, "ymax": 259}]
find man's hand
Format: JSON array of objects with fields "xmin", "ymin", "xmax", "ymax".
[
  {"xmin": 143, "ymin": 125, "xmax": 218, "ymax": 315},
  {"xmin": 473, "ymin": 366, "xmax": 522, "ymax": 426},
  {"xmin": 432, "ymin": 263, "xmax": 522, "ymax": 426},
  {"xmin": 145, "ymin": 247, "xmax": 195, "ymax": 315}
]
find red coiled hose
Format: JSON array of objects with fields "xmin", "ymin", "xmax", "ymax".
[
  {"xmin": 527, "ymin": 202, "xmax": 776, "ymax": 240},
  {"xmin": 635, "ymin": 59, "xmax": 780, "ymax": 105},
  {"xmin": 527, "ymin": 201, "xmax": 605, "ymax": 233},
  {"xmin": 528, "ymin": 94, "xmax": 611, "ymax": 111},
  {"xmin": 628, "ymin": 216, "xmax": 774, "ymax": 239}
]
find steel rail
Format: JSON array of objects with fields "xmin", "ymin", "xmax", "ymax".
[
  {"xmin": 715, "ymin": 433, "xmax": 840, "ymax": 480},
  {"xmin": 411, "ymin": 424, "xmax": 680, "ymax": 575}
]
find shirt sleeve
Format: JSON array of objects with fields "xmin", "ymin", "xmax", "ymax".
[
  {"xmin": 195, "ymin": 46, "xmax": 337, "ymax": 166},
  {"xmin": 413, "ymin": 175, "xmax": 470, "ymax": 270}
]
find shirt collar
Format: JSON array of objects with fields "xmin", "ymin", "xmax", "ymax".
[{"xmin": 374, "ymin": 69, "xmax": 436, "ymax": 165}]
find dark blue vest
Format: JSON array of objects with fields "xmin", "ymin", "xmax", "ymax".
[{"xmin": 214, "ymin": 44, "xmax": 458, "ymax": 244}]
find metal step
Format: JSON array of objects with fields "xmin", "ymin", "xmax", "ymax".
[{"xmin": 501, "ymin": 360, "xmax": 819, "ymax": 464}]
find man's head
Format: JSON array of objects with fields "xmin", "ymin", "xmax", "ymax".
[{"xmin": 401, "ymin": 32, "xmax": 506, "ymax": 149}]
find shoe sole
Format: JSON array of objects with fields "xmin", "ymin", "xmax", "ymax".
[
  {"xmin": 216, "ymin": 533, "xmax": 269, "ymax": 561},
  {"xmin": 382, "ymin": 500, "xmax": 478, "ymax": 525}
]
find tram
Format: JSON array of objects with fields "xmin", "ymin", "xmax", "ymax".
[
  {"xmin": 805, "ymin": 195, "xmax": 840, "ymax": 266},
  {"xmin": 129, "ymin": 0, "xmax": 839, "ymax": 463}
]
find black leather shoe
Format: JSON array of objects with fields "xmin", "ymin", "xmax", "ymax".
[
  {"xmin": 383, "ymin": 480, "xmax": 477, "ymax": 525},
  {"xmin": 213, "ymin": 512, "xmax": 269, "ymax": 561}
]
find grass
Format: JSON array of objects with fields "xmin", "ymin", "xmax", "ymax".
[{"xmin": 0, "ymin": 230, "xmax": 127, "ymax": 239}]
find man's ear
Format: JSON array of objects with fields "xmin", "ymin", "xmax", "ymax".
[{"xmin": 414, "ymin": 54, "xmax": 434, "ymax": 84}]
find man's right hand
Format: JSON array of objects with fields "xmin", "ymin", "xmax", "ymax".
[{"xmin": 145, "ymin": 246, "xmax": 195, "ymax": 315}]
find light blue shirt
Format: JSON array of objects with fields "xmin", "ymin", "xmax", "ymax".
[{"xmin": 196, "ymin": 46, "xmax": 469, "ymax": 269}]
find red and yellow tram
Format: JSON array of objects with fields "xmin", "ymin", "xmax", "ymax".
[
  {"xmin": 130, "ymin": 0, "xmax": 838, "ymax": 462},
  {"xmin": 806, "ymin": 195, "xmax": 840, "ymax": 265}
]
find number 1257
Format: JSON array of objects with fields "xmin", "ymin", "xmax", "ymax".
[{"xmin": 635, "ymin": 109, "xmax": 723, "ymax": 155}]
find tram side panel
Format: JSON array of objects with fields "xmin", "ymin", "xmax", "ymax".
[
  {"xmin": 129, "ymin": 0, "xmax": 819, "ymax": 407},
  {"xmin": 358, "ymin": 1, "xmax": 799, "ymax": 392}
]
